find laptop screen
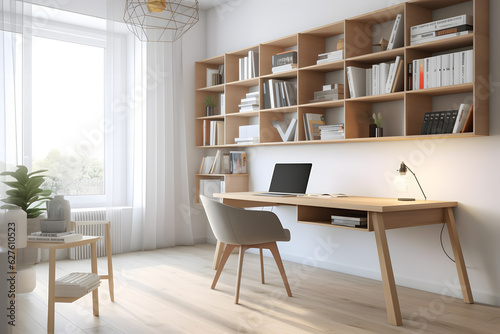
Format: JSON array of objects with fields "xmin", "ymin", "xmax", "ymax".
[{"xmin": 268, "ymin": 163, "xmax": 312, "ymax": 194}]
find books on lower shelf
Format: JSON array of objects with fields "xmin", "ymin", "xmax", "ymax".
[
  {"xmin": 263, "ymin": 79, "xmax": 297, "ymax": 109},
  {"xmin": 199, "ymin": 150, "xmax": 222, "ymax": 174},
  {"xmin": 331, "ymin": 215, "xmax": 367, "ymax": 228},
  {"xmin": 203, "ymin": 120, "xmax": 225, "ymax": 146},
  {"xmin": 28, "ymin": 231, "xmax": 83, "ymax": 243},
  {"xmin": 420, "ymin": 104, "xmax": 473, "ymax": 135},
  {"xmin": 230, "ymin": 151, "xmax": 247, "ymax": 174},
  {"xmin": 412, "ymin": 50, "xmax": 473, "ymax": 90},
  {"xmin": 352, "ymin": 56, "xmax": 403, "ymax": 98},
  {"xmin": 55, "ymin": 272, "xmax": 101, "ymax": 298},
  {"xmin": 303, "ymin": 113, "xmax": 325, "ymax": 141}
]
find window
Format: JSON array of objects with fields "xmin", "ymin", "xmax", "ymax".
[{"xmin": 18, "ymin": 5, "xmax": 131, "ymax": 208}]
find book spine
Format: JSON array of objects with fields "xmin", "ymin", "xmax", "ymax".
[
  {"xmin": 407, "ymin": 62, "xmax": 412, "ymax": 91},
  {"xmin": 387, "ymin": 14, "xmax": 401, "ymax": 50}
]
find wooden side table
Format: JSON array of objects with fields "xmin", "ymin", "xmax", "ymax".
[{"xmin": 27, "ymin": 236, "xmax": 100, "ymax": 334}]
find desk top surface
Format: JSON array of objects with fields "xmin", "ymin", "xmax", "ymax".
[
  {"xmin": 27, "ymin": 235, "xmax": 100, "ymax": 250},
  {"xmin": 214, "ymin": 192, "xmax": 457, "ymax": 212}
]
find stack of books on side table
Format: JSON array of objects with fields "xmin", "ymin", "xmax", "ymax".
[
  {"xmin": 55, "ymin": 272, "xmax": 101, "ymax": 298},
  {"xmin": 331, "ymin": 215, "xmax": 367, "ymax": 228},
  {"xmin": 28, "ymin": 231, "xmax": 83, "ymax": 243}
]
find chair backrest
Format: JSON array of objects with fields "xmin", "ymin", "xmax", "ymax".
[{"xmin": 200, "ymin": 195, "xmax": 290, "ymax": 245}]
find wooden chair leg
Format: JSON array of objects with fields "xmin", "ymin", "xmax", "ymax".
[
  {"xmin": 235, "ymin": 246, "xmax": 247, "ymax": 304},
  {"xmin": 269, "ymin": 242, "xmax": 292, "ymax": 297},
  {"xmin": 212, "ymin": 241, "xmax": 225, "ymax": 270},
  {"xmin": 211, "ymin": 244, "xmax": 235, "ymax": 290},
  {"xmin": 260, "ymin": 248, "xmax": 265, "ymax": 284}
]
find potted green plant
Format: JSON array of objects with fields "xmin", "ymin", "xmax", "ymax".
[
  {"xmin": 1, "ymin": 165, "xmax": 53, "ymax": 218},
  {"xmin": 203, "ymin": 95, "xmax": 216, "ymax": 116},
  {"xmin": 372, "ymin": 112, "xmax": 383, "ymax": 137}
]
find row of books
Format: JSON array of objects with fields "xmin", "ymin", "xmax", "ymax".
[
  {"xmin": 346, "ymin": 56, "xmax": 403, "ymax": 98},
  {"xmin": 203, "ymin": 120, "xmax": 224, "ymax": 146},
  {"xmin": 239, "ymin": 50, "xmax": 259, "ymax": 81},
  {"xmin": 303, "ymin": 113, "xmax": 325, "ymax": 141},
  {"xmin": 317, "ymin": 50, "xmax": 343, "ymax": 65},
  {"xmin": 272, "ymin": 50, "xmax": 297, "ymax": 73},
  {"xmin": 420, "ymin": 103, "xmax": 473, "ymax": 135},
  {"xmin": 199, "ymin": 150, "xmax": 247, "ymax": 175},
  {"xmin": 238, "ymin": 91, "xmax": 260, "ymax": 112},
  {"xmin": 331, "ymin": 215, "xmax": 367, "ymax": 228},
  {"xmin": 28, "ymin": 231, "xmax": 82, "ymax": 243},
  {"xmin": 410, "ymin": 50, "xmax": 473, "ymax": 91},
  {"xmin": 262, "ymin": 79, "xmax": 297, "ymax": 109},
  {"xmin": 410, "ymin": 14, "xmax": 473, "ymax": 46},
  {"xmin": 309, "ymin": 83, "xmax": 344, "ymax": 103},
  {"xmin": 206, "ymin": 65, "xmax": 224, "ymax": 87}
]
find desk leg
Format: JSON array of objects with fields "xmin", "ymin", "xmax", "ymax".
[
  {"xmin": 444, "ymin": 208, "xmax": 473, "ymax": 303},
  {"xmin": 48, "ymin": 249, "xmax": 56, "ymax": 334},
  {"xmin": 212, "ymin": 241, "xmax": 225, "ymax": 270},
  {"xmin": 91, "ymin": 242, "xmax": 99, "ymax": 316},
  {"xmin": 372, "ymin": 213, "xmax": 403, "ymax": 326}
]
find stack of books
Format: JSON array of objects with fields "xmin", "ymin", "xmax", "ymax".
[
  {"xmin": 203, "ymin": 120, "xmax": 224, "ymax": 146},
  {"xmin": 331, "ymin": 215, "xmax": 367, "ymax": 228},
  {"xmin": 28, "ymin": 231, "xmax": 82, "ymax": 243},
  {"xmin": 411, "ymin": 50, "xmax": 473, "ymax": 90},
  {"xmin": 309, "ymin": 83, "xmax": 344, "ymax": 103},
  {"xmin": 410, "ymin": 14, "xmax": 473, "ymax": 46},
  {"xmin": 319, "ymin": 124, "xmax": 344, "ymax": 140},
  {"xmin": 55, "ymin": 272, "xmax": 101, "ymax": 298},
  {"xmin": 235, "ymin": 124, "xmax": 259, "ymax": 145},
  {"xmin": 262, "ymin": 79, "xmax": 297, "ymax": 109},
  {"xmin": 238, "ymin": 91, "xmax": 259, "ymax": 112},
  {"xmin": 271, "ymin": 50, "xmax": 297, "ymax": 73},
  {"xmin": 239, "ymin": 51, "xmax": 259, "ymax": 80},
  {"xmin": 316, "ymin": 50, "xmax": 343, "ymax": 64}
]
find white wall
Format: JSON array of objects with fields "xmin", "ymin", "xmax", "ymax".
[{"xmin": 201, "ymin": 0, "xmax": 500, "ymax": 306}]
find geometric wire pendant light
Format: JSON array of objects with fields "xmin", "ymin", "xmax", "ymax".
[{"xmin": 124, "ymin": 0, "xmax": 199, "ymax": 42}]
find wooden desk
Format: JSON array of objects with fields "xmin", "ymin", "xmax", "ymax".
[
  {"xmin": 213, "ymin": 192, "xmax": 473, "ymax": 326},
  {"xmin": 27, "ymin": 236, "xmax": 100, "ymax": 334}
]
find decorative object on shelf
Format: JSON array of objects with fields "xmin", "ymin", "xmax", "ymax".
[
  {"xmin": 397, "ymin": 162, "xmax": 427, "ymax": 201},
  {"xmin": 336, "ymin": 38, "xmax": 344, "ymax": 51},
  {"xmin": 39, "ymin": 219, "xmax": 67, "ymax": 233},
  {"xmin": 0, "ymin": 207, "xmax": 27, "ymax": 248},
  {"xmin": 0, "ymin": 165, "xmax": 53, "ymax": 218},
  {"xmin": 203, "ymin": 95, "xmax": 216, "ymax": 116},
  {"xmin": 372, "ymin": 112, "xmax": 383, "ymax": 137},
  {"xmin": 47, "ymin": 195, "xmax": 71, "ymax": 232},
  {"xmin": 373, "ymin": 38, "xmax": 389, "ymax": 51},
  {"xmin": 369, "ymin": 123, "xmax": 377, "ymax": 137},
  {"xmin": 124, "ymin": 0, "xmax": 199, "ymax": 42}
]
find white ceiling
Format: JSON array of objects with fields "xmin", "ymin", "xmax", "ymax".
[{"xmin": 197, "ymin": 0, "xmax": 232, "ymax": 10}]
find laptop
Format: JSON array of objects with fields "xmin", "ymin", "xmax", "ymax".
[{"xmin": 255, "ymin": 163, "xmax": 312, "ymax": 197}]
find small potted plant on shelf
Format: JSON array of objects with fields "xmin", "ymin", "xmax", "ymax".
[
  {"xmin": 372, "ymin": 112, "xmax": 383, "ymax": 137},
  {"xmin": 203, "ymin": 95, "xmax": 216, "ymax": 116}
]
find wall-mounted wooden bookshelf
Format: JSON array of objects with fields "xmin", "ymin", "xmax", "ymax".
[{"xmin": 195, "ymin": 0, "xmax": 488, "ymax": 148}]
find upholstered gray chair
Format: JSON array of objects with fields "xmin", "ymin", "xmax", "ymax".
[{"xmin": 200, "ymin": 195, "xmax": 292, "ymax": 303}]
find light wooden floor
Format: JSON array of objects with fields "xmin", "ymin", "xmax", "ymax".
[{"xmin": 15, "ymin": 244, "xmax": 499, "ymax": 334}]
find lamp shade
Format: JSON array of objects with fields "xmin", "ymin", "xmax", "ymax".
[{"xmin": 124, "ymin": 0, "xmax": 199, "ymax": 42}]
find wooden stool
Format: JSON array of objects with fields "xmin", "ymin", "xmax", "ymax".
[{"xmin": 71, "ymin": 221, "xmax": 115, "ymax": 302}]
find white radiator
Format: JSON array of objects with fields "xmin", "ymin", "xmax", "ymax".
[{"xmin": 70, "ymin": 207, "xmax": 131, "ymax": 260}]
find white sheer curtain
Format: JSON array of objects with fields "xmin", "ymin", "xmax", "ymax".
[{"xmin": 106, "ymin": 0, "xmax": 194, "ymax": 251}]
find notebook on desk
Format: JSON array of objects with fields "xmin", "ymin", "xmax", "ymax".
[{"xmin": 255, "ymin": 163, "xmax": 312, "ymax": 197}]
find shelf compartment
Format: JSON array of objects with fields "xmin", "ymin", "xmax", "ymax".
[
  {"xmin": 260, "ymin": 34, "xmax": 298, "ymax": 76},
  {"xmin": 195, "ymin": 55, "xmax": 225, "ymax": 90},
  {"xmin": 298, "ymin": 20, "xmax": 344, "ymax": 68},
  {"xmin": 195, "ymin": 173, "xmax": 249, "ymax": 205},
  {"xmin": 260, "ymin": 111, "xmax": 298, "ymax": 144},
  {"xmin": 298, "ymin": 70, "xmax": 345, "ymax": 106},
  {"xmin": 297, "ymin": 206, "xmax": 371, "ymax": 231}
]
